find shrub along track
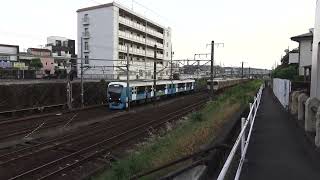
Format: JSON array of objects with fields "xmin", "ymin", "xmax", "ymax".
[{"xmin": 0, "ymin": 92, "xmax": 209, "ymax": 180}]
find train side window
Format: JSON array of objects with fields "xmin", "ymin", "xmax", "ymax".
[
  {"xmin": 137, "ymin": 86, "xmax": 145, "ymax": 94},
  {"xmin": 156, "ymin": 84, "xmax": 166, "ymax": 91},
  {"xmin": 178, "ymin": 83, "xmax": 185, "ymax": 88},
  {"xmin": 146, "ymin": 86, "xmax": 152, "ymax": 92}
]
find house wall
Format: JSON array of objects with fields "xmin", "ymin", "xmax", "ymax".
[
  {"xmin": 311, "ymin": 0, "xmax": 320, "ymax": 98},
  {"xmin": 289, "ymin": 52, "xmax": 299, "ymax": 64},
  {"xmin": 300, "ymin": 40, "xmax": 313, "ymax": 67},
  {"xmin": 40, "ymin": 57, "xmax": 55, "ymax": 74},
  {"xmin": 298, "ymin": 40, "xmax": 313, "ymax": 75}
]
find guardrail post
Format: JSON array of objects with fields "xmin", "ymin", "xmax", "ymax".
[
  {"xmin": 241, "ymin": 117, "xmax": 246, "ymax": 157},
  {"xmin": 254, "ymin": 97, "xmax": 257, "ymax": 112},
  {"xmin": 249, "ymin": 103, "xmax": 253, "ymax": 123}
]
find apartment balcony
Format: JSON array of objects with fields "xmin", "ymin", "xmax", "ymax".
[
  {"xmin": 118, "ymin": 45, "xmax": 164, "ymax": 60},
  {"xmin": 118, "ymin": 45, "xmax": 146, "ymax": 57},
  {"xmin": 82, "ymin": 17, "xmax": 90, "ymax": 25},
  {"xmin": 119, "ymin": 31, "xmax": 145, "ymax": 44},
  {"xmin": 146, "ymin": 28, "xmax": 164, "ymax": 39},
  {"xmin": 119, "ymin": 17, "xmax": 164, "ymax": 39},
  {"xmin": 82, "ymin": 32, "xmax": 90, "ymax": 39},
  {"xmin": 119, "ymin": 31, "xmax": 164, "ymax": 49},
  {"xmin": 83, "ymin": 47, "xmax": 90, "ymax": 53},
  {"xmin": 119, "ymin": 17, "xmax": 146, "ymax": 32}
]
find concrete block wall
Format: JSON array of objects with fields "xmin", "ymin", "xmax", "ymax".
[{"xmin": 290, "ymin": 91, "xmax": 320, "ymax": 147}]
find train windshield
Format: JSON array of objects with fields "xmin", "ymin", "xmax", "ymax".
[{"xmin": 108, "ymin": 84, "xmax": 123, "ymax": 95}]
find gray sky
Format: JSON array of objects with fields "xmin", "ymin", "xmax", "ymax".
[{"xmin": 0, "ymin": 0, "xmax": 317, "ymax": 69}]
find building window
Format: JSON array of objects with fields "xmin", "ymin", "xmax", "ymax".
[
  {"xmin": 56, "ymin": 40, "xmax": 62, "ymax": 46},
  {"xmin": 84, "ymin": 42, "xmax": 89, "ymax": 50},
  {"xmin": 166, "ymin": 42, "xmax": 169, "ymax": 47},
  {"xmin": 167, "ymin": 31, "xmax": 170, "ymax": 37},
  {"xmin": 166, "ymin": 52, "xmax": 169, "ymax": 57},
  {"xmin": 85, "ymin": 55, "xmax": 89, "ymax": 64}
]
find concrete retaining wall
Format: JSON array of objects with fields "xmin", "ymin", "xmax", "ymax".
[{"xmin": 0, "ymin": 81, "xmax": 108, "ymax": 112}]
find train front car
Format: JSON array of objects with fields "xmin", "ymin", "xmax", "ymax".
[
  {"xmin": 107, "ymin": 82, "xmax": 128, "ymax": 110},
  {"xmin": 207, "ymin": 79, "xmax": 220, "ymax": 91}
]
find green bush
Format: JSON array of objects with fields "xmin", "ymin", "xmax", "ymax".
[
  {"xmin": 29, "ymin": 58, "xmax": 43, "ymax": 70},
  {"xmin": 271, "ymin": 64, "xmax": 298, "ymax": 80},
  {"xmin": 190, "ymin": 112, "xmax": 204, "ymax": 122}
]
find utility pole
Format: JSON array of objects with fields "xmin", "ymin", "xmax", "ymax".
[
  {"xmin": 153, "ymin": 45, "xmax": 157, "ymax": 102},
  {"xmin": 126, "ymin": 44, "xmax": 130, "ymax": 111},
  {"xmin": 80, "ymin": 37, "xmax": 84, "ymax": 108},
  {"xmin": 170, "ymin": 44, "xmax": 173, "ymax": 80},
  {"xmin": 210, "ymin": 41, "xmax": 214, "ymax": 101},
  {"xmin": 66, "ymin": 59, "xmax": 72, "ymax": 110},
  {"xmin": 241, "ymin": 61, "xmax": 244, "ymax": 78}
]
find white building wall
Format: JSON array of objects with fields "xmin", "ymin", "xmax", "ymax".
[
  {"xmin": 311, "ymin": 0, "xmax": 320, "ymax": 98},
  {"xmin": 289, "ymin": 53, "xmax": 299, "ymax": 64},
  {"xmin": 77, "ymin": 6, "xmax": 115, "ymax": 78},
  {"xmin": 299, "ymin": 40, "xmax": 313, "ymax": 67},
  {"xmin": 273, "ymin": 78, "xmax": 291, "ymax": 109}
]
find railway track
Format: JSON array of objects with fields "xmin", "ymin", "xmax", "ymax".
[
  {"xmin": 0, "ymin": 91, "xmax": 207, "ymax": 143},
  {"xmin": 0, "ymin": 106, "xmax": 114, "ymax": 142},
  {"xmin": 0, "ymin": 92, "xmax": 208, "ymax": 180}
]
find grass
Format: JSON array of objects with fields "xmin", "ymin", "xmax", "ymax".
[{"xmin": 93, "ymin": 80, "xmax": 262, "ymax": 180}]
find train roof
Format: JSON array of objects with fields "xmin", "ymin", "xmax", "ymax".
[
  {"xmin": 108, "ymin": 79, "xmax": 195, "ymax": 87},
  {"xmin": 207, "ymin": 78, "xmax": 243, "ymax": 82}
]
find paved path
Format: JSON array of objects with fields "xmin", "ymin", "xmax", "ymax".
[{"xmin": 240, "ymin": 87, "xmax": 320, "ymax": 180}]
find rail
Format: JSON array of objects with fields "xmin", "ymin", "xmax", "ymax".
[
  {"xmin": 217, "ymin": 84, "xmax": 264, "ymax": 180},
  {"xmin": 0, "ymin": 104, "xmax": 66, "ymax": 115}
]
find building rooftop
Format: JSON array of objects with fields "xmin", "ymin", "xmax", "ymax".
[
  {"xmin": 76, "ymin": 2, "xmax": 166, "ymax": 29},
  {"xmin": 291, "ymin": 32, "xmax": 313, "ymax": 42},
  {"xmin": 0, "ymin": 44, "xmax": 19, "ymax": 48},
  {"xmin": 28, "ymin": 48, "xmax": 51, "ymax": 52}
]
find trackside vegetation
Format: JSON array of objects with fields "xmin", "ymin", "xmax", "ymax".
[{"xmin": 94, "ymin": 80, "xmax": 262, "ymax": 180}]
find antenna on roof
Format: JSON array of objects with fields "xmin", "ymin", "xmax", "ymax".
[{"xmin": 132, "ymin": 0, "xmax": 134, "ymax": 10}]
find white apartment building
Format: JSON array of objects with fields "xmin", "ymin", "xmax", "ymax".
[{"xmin": 77, "ymin": 2, "xmax": 172, "ymax": 80}]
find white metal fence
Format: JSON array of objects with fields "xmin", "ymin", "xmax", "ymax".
[
  {"xmin": 272, "ymin": 78, "xmax": 291, "ymax": 109},
  {"xmin": 217, "ymin": 84, "xmax": 264, "ymax": 180}
]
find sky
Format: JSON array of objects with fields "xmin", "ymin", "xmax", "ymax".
[{"xmin": 0, "ymin": 0, "xmax": 317, "ymax": 69}]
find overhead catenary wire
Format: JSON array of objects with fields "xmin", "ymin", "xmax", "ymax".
[{"xmin": 0, "ymin": 52, "xmax": 213, "ymax": 62}]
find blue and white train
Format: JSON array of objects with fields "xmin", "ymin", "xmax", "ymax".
[{"xmin": 107, "ymin": 79, "xmax": 195, "ymax": 109}]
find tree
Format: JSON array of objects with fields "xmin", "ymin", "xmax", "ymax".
[
  {"xmin": 30, "ymin": 58, "xmax": 43, "ymax": 70},
  {"xmin": 271, "ymin": 64, "xmax": 298, "ymax": 80}
]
